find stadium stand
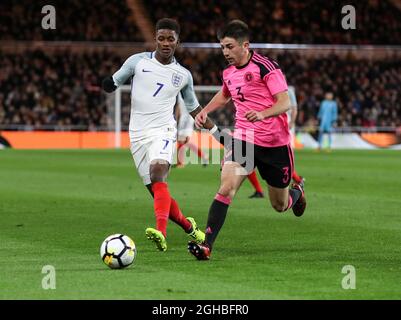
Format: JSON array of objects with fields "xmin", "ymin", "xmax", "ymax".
[
  {"xmin": 0, "ymin": 0, "xmax": 144, "ymax": 41},
  {"xmin": 176, "ymin": 49, "xmax": 401, "ymax": 128},
  {"xmin": 0, "ymin": 49, "xmax": 123, "ymax": 130},
  {"xmin": 1, "ymin": 47, "xmax": 399, "ymax": 130},
  {"xmin": 1, "ymin": 1, "xmax": 400, "ymax": 43},
  {"xmin": 144, "ymin": 0, "xmax": 401, "ymax": 44},
  {"xmin": 0, "ymin": 0, "xmax": 400, "ymax": 133}
]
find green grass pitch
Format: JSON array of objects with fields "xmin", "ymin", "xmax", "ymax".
[{"xmin": 0, "ymin": 149, "xmax": 400, "ymax": 299}]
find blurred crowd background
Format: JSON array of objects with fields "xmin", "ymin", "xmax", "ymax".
[{"xmin": 0, "ymin": 0, "xmax": 400, "ymax": 131}]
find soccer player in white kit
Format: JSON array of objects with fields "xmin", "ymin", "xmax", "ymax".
[
  {"xmin": 287, "ymin": 86, "xmax": 304, "ymax": 184},
  {"xmin": 176, "ymin": 95, "xmax": 209, "ymax": 168},
  {"xmin": 102, "ymin": 19, "xmax": 217, "ymax": 252},
  {"xmin": 287, "ymin": 86, "xmax": 298, "ymax": 147}
]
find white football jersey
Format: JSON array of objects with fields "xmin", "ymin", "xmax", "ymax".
[
  {"xmin": 287, "ymin": 85, "xmax": 298, "ymax": 124},
  {"xmin": 112, "ymin": 52, "xmax": 199, "ymax": 140}
]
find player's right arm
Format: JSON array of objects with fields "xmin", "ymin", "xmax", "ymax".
[
  {"xmin": 181, "ymin": 68, "xmax": 231, "ymax": 145},
  {"xmin": 180, "ymin": 69, "xmax": 222, "ymax": 131},
  {"xmin": 190, "ymin": 89, "xmax": 232, "ymax": 147},
  {"xmin": 102, "ymin": 53, "xmax": 144, "ymax": 93},
  {"xmin": 193, "ymin": 89, "xmax": 231, "ymax": 128},
  {"xmin": 102, "ymin": 62, "xmax": 132, "ymax": 93}
]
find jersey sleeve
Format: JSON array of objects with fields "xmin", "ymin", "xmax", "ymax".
[
  {"xmin": 220, "ymin": 71, "xmax": 231, "ymax": 98},
  {"xmin": 221, "ymin": 81, "xmax": 231, "ymax": 98},
  {"xmin": 180, "ymin": 70, "xmax": 200, "ymax": 113},
  {"xmin": 112, "ymin": 53, "xmax": 147, "ymax": 87},
  {"xmin": 264, "ymin": 69, "xmax": 288, "ymax": 96}
]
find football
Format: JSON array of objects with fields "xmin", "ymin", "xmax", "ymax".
[{"xmin": 100, "ymin": 234, "xmax": 136, "ymax": 269}]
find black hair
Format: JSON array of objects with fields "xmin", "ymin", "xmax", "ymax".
[
  {"xmin": 156, "ymin": 18, "xmax": 180, "ymax": 35},
  {"xmin": 217, "ymin": 20, "xmax": 250, "ymax": 42}
]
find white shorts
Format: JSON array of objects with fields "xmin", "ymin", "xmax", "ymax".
[{"xmin": 129, "ymin": 127, "xmax": 177, "ymax": 185}]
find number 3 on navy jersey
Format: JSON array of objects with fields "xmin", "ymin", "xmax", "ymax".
[
  {"xmin": 236, "ymin": 86, "xmax": 245, "ymax": 102},
  {"xmin": 153, "ymin": 83, "xmax": 164, "ymax": 97}
]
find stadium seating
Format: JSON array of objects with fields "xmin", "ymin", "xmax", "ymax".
[
  {"xmin": 0, "ymin": 1, "xmax": 400, "ymax": 131},
  {"xmin": 144, "ymin": 0, "xmax": 401, "ymax": 44},
  {"xmin": 176, "ymin": 49, "xmax": 401, "ymax": 128},
  {"xmin": 0, "ymin": 49, "xmax": 123, "ymax": 130},
  {"xmin": 1, "ymin": 48, "xmax": 399, "ymax": 130},
  {"xmin": 0, "ymin": 0, "xmax": 143, "ymax": 41},
  {"xmin": 1, "ymin": 1, "xmax": 400, "ymax": 44}
]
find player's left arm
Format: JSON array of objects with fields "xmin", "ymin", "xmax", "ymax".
[{"xmin": 245, "ymin": 91, "xmax": 290, "ymax": 122}]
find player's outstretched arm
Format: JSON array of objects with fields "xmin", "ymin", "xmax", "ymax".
[
  {"xmin": 190, "ymin": 89, "xmax": 232, "ymax": 147},
  {"xmin": 102, "ymin": 76, "xmax": 117, "ymax": 93},
  {"xmin": 102, "ymin": 54, "xmax": 141, "ymax": 93},
  {"xmin": 189, "ymin": 88, "xmax": 230, "ymax": 130},
  {"xmin": 190, "ymin": 106, "xmax": 232, "ymax": 147},
  {"xmin": 189, "ymin": 106, "xmax": 215, "ymax": 130},
  {"xmin": 191, "ymin": 90, "xmax": 231, "ymax": 128}
]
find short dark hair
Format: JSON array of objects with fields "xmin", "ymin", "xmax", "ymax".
[
  {"xmin": 217, "ymin": 20, "xmax": 250, "ymax": 42},
  {"xmin": 156, "ymin": 18, "xmax": 180, "ymax": 35}
]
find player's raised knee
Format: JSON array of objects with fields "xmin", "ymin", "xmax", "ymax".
[
  {"xmin": 271, "ymin": 200, "xmax": 287, "ymax": 212},
  {"xmin": 218, "ymin": 184, "xmax": 236, "ymax": 199}
]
